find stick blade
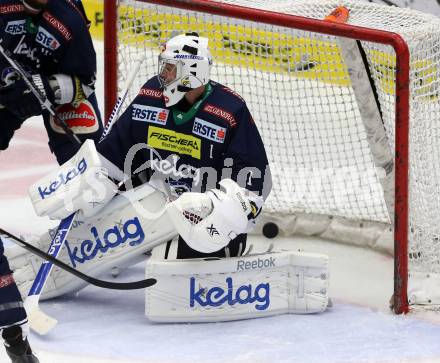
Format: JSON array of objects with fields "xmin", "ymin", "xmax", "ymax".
[
  {"xmin": 25, "ymin": 296, "xmax": 58, "ymax": 335},
  {"xmin": 27, "ymin": 308, "xmax": 58, "ymax": 335}
]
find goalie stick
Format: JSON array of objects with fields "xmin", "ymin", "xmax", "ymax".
[
  {"xmin": 0, "ymin": 41, "xmax": 81, "ymax": 145},
  {"xmin": 20, "ymin": 212, "xmax": 77, "ymax": 335},
  {"xmin": 0, "ymin": 54, "xmax": 146, "ymax": 334},
  {"xmin": 99, "ymin": 56, "xmax": 145, "ymax": 141},
  {"xmin": 0, "ymin": 229, "xmax": 157, "ymax": 290}
]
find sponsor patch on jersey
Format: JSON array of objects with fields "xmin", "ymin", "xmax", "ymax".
[
  {"xmin": 0, "ymin": 4, "xmax": 24, "ymax": 14},
  {"xmin": 203, "ymin": 103, "xmax": 237, "ymax": 127},
  {"xmin": 132, "ymin": 104, "xmax": 168, "ymax": 125},
  {"xmin": 0, "ymin": 274, "xmax": 15, "ymax": 289},
  {"xmin": 43, "ymin": 12, "xmax": 72, "ymax": 41},
  {"xmin": 36, "ymin": 26, "xmax": 60, "ymax": 50},
  {"xmin": 192, "ymin": 118, "xmax": 226, "ymax": 143},
  {"xmin": 148, "ymin": 126, "xmax": 201, "ymax": 159},
  {"xmin": 139, "ymin": 87, "xmax": 163, "ymax": 99},
  {"xmin": 5, "ymin": 20, "xmax": 26, "ymax": 35},
  {"xmin": 50, "ymin": 100, "xmax": 99, "ymax": 134}
]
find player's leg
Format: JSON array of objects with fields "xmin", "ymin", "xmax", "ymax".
[
  {"xmin": 0, "ymin": 109, "xmax": 24, "ymax": 151},
  {"xmin": 0, "ymin": 241, "xmax": 39, "ymax": 363},
  {"xmin": 2, "ymin": 325, "xmax": 39, "ymax": 363}
]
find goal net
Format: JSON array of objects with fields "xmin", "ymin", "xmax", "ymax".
[{"xmin": 103, "ymin": 0, "xmax": 440, "ymax": 314}]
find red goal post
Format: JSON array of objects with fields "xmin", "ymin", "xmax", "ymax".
[{"xmin": 103, "ymin": 0, "xmax": 423, "ymax": 314}]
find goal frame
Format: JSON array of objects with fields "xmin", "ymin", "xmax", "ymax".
[{"xmin": 103, "ymin": 0, "xmax": 410, "ymax": 314}]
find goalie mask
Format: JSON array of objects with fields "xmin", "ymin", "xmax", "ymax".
[{"xmin": 158, "ymin": 33, "xmax": 212, "ymax": 107}]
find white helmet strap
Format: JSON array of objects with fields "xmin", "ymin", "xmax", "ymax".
[{"xmin": 162, "ymin": 83, "xmax": 187, "ymax": 107}]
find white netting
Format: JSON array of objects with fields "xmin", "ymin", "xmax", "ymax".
[{"xmin": 111, "ymin": 0, "xmax": 440, "ymax": 305}]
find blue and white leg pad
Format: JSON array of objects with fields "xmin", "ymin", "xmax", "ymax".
[{"xmin": 145, "ymin": 250, "xmax": 330, "ymax": 322}]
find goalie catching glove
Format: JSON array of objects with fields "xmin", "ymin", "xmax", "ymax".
[{"xmin": 166, "ymin": 179, "xmax": 263, "ymax": 253}]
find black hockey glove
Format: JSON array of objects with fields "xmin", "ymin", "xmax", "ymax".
[
  {"xmin": 0, "ymin": 107, "xmax": 24, "ymax": 150},
  {"xmin": 0, "ymin": 75, "xmax": 54, "ymax": 120}
]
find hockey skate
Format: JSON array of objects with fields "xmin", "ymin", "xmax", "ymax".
[{"xmin": 2, "ymin": 326, "xmax": 40, "ymax": 363}]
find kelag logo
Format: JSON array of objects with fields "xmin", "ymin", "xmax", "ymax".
[
  {"xmin": 65, "ymin": 217, "xmax": 145, "ymax": 268},
  {"xmin": 189, "ymin": 277, "xmax": 270, "ymax": 311},
  {"xmin": 38, "ymin": 158, "xmax": 87, "ymax": 199}
]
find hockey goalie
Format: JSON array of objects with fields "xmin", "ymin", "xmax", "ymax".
[{"xmin": 7, "ymin": 33, "xmax": 330, "ymax": 323}]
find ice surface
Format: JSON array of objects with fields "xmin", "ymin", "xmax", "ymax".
[{"xmin": 5, "ymin": 261, "xmax": 440, "ymax": 363}]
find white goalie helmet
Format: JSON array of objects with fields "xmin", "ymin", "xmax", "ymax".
[{"xmin": 158, "ymin": 33, "xmax": 212, "ymax": 107}]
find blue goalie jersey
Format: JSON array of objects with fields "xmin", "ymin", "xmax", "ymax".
[{"xmin": 98, "ymin": 77, "xmax": 272, "ymax": 199}]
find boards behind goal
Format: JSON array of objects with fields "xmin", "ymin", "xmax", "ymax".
[{"xmin": 103, "ymin": 0, "xmax": 440, "ymax": 314}]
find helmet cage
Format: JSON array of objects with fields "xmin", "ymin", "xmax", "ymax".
[
  {"xmin": 158, "ymin": 52, "xmax": 210, "ymax": 91},
  {"xmin": 157, "ymin": 57, "xmax": 183, "ymax": 88},
  {"xmin": 157, "ymin": 34, "xmax": 212, "ymax": 106}
]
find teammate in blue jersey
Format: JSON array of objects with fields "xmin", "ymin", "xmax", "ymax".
[
  {"xmin": 0, "ymin": 0, "xmax": 103, "ymax": 165},
  {"xmin": 98, "ymin": 33, "xmax": 272, "ymax": 259},
  {"xmin": 0, "ymin": 0, "xmax": 101, "ymax": 361},
  {"xmin": 1, "ymin": 242, "xmax": 39, "ymax": 362}
]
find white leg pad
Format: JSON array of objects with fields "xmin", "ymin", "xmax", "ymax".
[
  {"xmin": 6, "ymin": 183, "xmax": 177, "ymax": 300},
  {"xmin": 145, "ymin": 250, "xmax": 330, "ymax": 322}
]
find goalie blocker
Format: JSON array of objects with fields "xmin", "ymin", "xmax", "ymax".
[{"xmin": 145, "ymin": 250, "xmax": 330, "ymax": 322}]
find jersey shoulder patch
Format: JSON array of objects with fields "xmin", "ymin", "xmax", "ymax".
[
  {"xmin": 0, "ymin": 3, "xmax": 24, "ymax": 15},
  {"xmin": 202, "ymin": 103, "xmax": 237, "ymax": 128},
  {"xmin": 202, "ymin": 82, "xmax": 249, "ymax": 128},
  {"xmin": 42, "ymin": 11, "xmax": 73, "ymax": 41},
  {"xmin": 138, "ymin": 77, "xmax": 163, "ymax": 99},
  {"xmin": 45, "ymin": 0, "xmax": 90, "ymax": 40}
]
